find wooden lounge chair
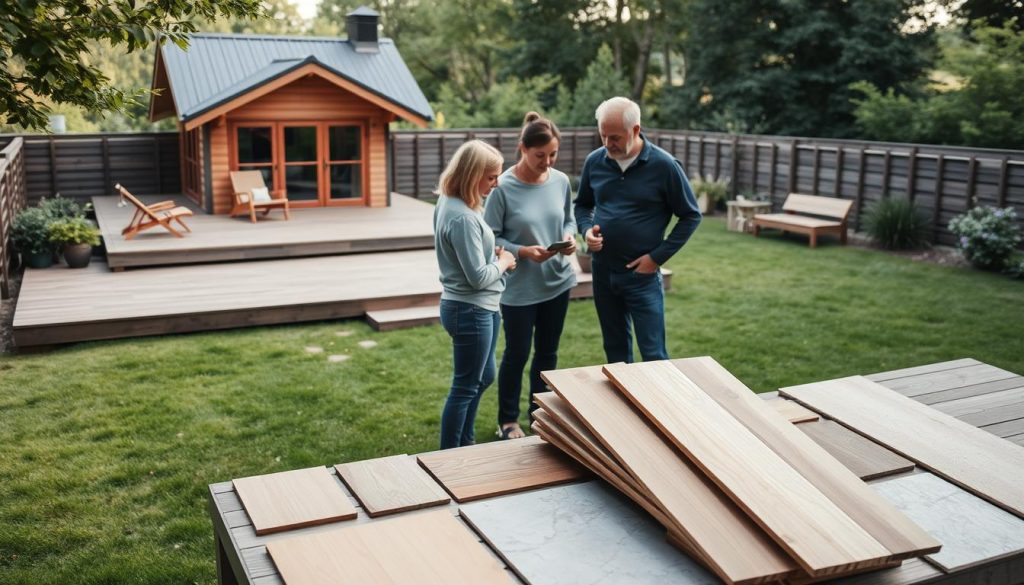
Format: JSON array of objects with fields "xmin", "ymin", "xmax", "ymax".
[
  {"xmin": 116, "ymin": 183, "xmax": 193, "ymax": 240},
  {"xmin": 229, "ymin": 170, "xmax": 291, "ymax": 223},
  {"xmin": 752, "ymin": 193, "xmax": 853, "ymax": 248}
]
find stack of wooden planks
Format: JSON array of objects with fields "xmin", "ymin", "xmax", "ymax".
[{"xmin": 534, "ymin": 356, "xmax": 942, "ymax": 585}]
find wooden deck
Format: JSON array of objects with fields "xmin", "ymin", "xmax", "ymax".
[
  {"xmin": 93, "ymin": 193, "xmax": 436, "ymax": 269},
  {"xmin": 12, "ymin": 250, "xmax": 613, "ymax": 347},
  {"xmin": 207, "ymin": 359, "xmax": 1024, "ymax": 585}
]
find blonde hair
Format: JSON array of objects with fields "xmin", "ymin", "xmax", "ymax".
[{"xmin": 438, "ymin": 139, "xmax": 504, "ymax": 210}]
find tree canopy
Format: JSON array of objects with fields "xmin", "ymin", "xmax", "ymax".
[{"xmin": 0, "ymin": 0, "xmax": 267, "ymax": 130}]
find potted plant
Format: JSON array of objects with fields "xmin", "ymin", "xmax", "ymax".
[
  {"xmin": 48, "ymin": 216, "xmax": 101, "ymax": 268},
  {"xmin": 575, "ymin": 233, "xmax": 592, "ymax": 273},
  {"xmin": 11, "ymin": 207, "xmax": 56, "ymax": 268},
  {"xmin": 39, "ymin": 194, "xmax": 88, "ymax": 220},
  {"xmin": 691, "ymin": 175, "xmax": 730, "ymax": 215}
]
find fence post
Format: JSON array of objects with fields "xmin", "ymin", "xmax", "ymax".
[
  {"xmin": 906, "ymin": 147, "xmax": 918, "ymax": 202},
  {"xmin": 413, "ymin": 133, "xmax": 420, "ymax": 198},
  {"xmin": 812, "ymin": 145, "xmax": 821, "ymax": 195},
  {"xmin": 787, "ymin": 140, "xmax": 798, "ymax": 195},
  {"xmin": 933, "ymin": 154, "xmax": 945, "ymax": 242},
  {"xmin": 834, "ymin": 146, "xmax": 844, "ymax": 198},
  {"xmin": 102, "ymin": 137, "xmax": 111, "ymax": 194},
  {"xmin": 751, "ymin": 143, "xmax": 759, "ymax": 194},
  {"xmin": 966, "ymin": 156, "xmax": 978, "ymax": 209},
  {"xmin": 855, "ymin": 147, "xmax": 867, "ymax": 231},
  {"xmin": 729, "ymin": 135, "xmax": 739, "ymax": 198},
  {"xmin": 997, "ymin": 157, "xmax": 1008, "ymax": 208},
  {"xmin": 769, "ymin": 143, "xmax": 778, "ymax": 200},
  {"xmin": 881, "ymin": 149, "xmax": 892, "ymax": 198}
]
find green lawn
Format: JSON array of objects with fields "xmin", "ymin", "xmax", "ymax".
[{"xmin": 1, "ymin": 218, "xmax": 1021, "ymax": 584}]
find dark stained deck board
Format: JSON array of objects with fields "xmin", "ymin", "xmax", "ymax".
[
  {"xmin": 94, "ymin": 193, "xmax": 436, "ymax": 269},
  {"xmin": 797, "ymin": 420, "xmax": 916, "ymax": 481}
]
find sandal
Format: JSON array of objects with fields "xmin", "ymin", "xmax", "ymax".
[{"xmin": 496, "ymin": 424, "xmax": 526, "ymax": 440}]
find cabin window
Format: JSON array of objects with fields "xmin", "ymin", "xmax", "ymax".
[
  {"xmin": 327, "ymin": 125, "xmax": 362, "ymax": 200},
  {"xmin": 236, "ymin": 126, "xmax": 274, "ymax": 188}
]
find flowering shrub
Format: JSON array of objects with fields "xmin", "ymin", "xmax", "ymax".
[{"xmin": 948, "ymin": 206, "xmax": 1021, "ymax": 270}]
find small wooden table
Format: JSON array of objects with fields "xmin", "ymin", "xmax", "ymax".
[
  {"xmin": 726, "ymin": 200, "xmax": 772, "ymax": 232},
  {"xmin": 208, "ymin": 359, "xmax": 1024, "ymax": 584}
]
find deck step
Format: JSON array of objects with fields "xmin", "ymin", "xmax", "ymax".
[{"xmin": 366, "ymin": 305, "xmax": 440, "ymax": 332}]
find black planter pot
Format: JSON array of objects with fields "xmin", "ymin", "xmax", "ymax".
[
  {"xmin": 24, "ymin": 250, "xmax": 54, "ymax": 269},
  {"xmin": 63, "ymin": 244, "xmax": 93, "ymax": 269}
]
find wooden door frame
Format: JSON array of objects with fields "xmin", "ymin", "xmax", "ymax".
[{"xmin": 228, "ymin": 120, "xmax": 369, "ymax": 208}]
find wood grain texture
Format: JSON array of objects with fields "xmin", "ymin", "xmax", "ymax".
[
  {"xmin": 671, "ymin": 358, "xmax": 940, "ymax": 561},
  {"xmin": 266, "ymin": 509, "xmax": 513, "ymax": 585},
  {"xmin": 542, "ymin": 366, "xmax": 797, "ymax": 585},
  {"xmin": 232, "ymin": 467, "xmax": 357, "ymax": 536},
  {"xmin": 604, "ymin": 361, "xmax": 891, "ymax": 577},
  {"xmin": 781, "ymin": 375, "xmax": 1024, "ymax": 520},
  {"xmin": 798, "ymin": 420, "xmax": 915, "ymax": 481},
  {"xmin": 415, "ymin": 435, "xmax": 586, "ymax": 503},
  {"xmin": 335, "ymin": 455, "xmax": 449, "ymax": 518},
  {"xmin": 765, "ymin": 397, "xmax": 820, "ymax": 423}
]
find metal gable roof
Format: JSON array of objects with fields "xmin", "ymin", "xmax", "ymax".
[{"xmin": 159, "ymin": 33, "xmax": 433, "ymax": 122}]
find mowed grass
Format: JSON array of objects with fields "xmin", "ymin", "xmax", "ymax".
[{"xmin": 1, "ymin": 217, "xmax": 1021, "ymax": 584}]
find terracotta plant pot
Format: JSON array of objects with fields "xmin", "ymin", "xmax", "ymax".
[
  {"xmin": 63, "ymin": 243, "xmax": 93, "ymax": 269},
  {"xmin": 576, "ymin": 251, "xmax": 592, "ymax": 273}
]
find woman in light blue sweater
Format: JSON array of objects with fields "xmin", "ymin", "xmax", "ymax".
[
  {"xmin": 484, "ymin": 113, "xmax": 577, "ymax": 440},
  {"xmin": 434, "ymin": 140, "xmax": 518, "ymax": 449}
]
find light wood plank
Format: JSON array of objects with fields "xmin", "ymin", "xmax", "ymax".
[
  {"xmin": 415, "ymin": 436, "xmax": 586, "ymax": 503},
  {"xmin": 798, "ymin": 420, "xmax": 915, "ymax": 481},
  {"xmin": 604, "ymin": 361, "xmax": 892, "ymax": 577},
  {"xmin": 911, "ymin": 376, "xmax": 1024, "ymax": 407},
  {"xmin": 872, "ymin": 473, "xmax": 1024, "ymax": 573},
  {"xmin": 335, "ymin": 455, "xmax": 449, "ymax": 518},
  {"xmin": 931, "ymin": 387, "xmax": 1024, "ymax": 427},
  {"xmin": 266, "ymin": 509, "xmax": 513, "ymax": 584},
  {"xmin": 542, "ymin": 366, "xmax": 798, "ymax": 585},
  {"xmin": 864, "ymin": 359, "xmax": 981, "ymax": 384},
  {"xmin": 781, "ymin": 375, "xmax": 1024, "ymax": 519},
  {"xmin": 233, "ymin": 467, "xmax": 357, "ymax": 536},
  {"xmin": 672, "ymin": 358, "xmax": 939, "ymax": 560},
  {"xmin": 765, "ymin": 397, "xmax": 820, "ymax": 423},
  {"xmin": 879, "ymin": 364, "xmax": 1018, "ymax": 398},
  {"xmin": 365, "ymin": 305, "xmax": 440, "ymax": 332}
]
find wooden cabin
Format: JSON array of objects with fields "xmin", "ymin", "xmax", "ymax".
[{"xmin": 148, "ymin": 7, "xmax": 433, "ymax": 214}]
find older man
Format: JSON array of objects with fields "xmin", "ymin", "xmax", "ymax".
[{"xmin": 574, "ymin": 97, "xmax": 702, "ymax": 363}]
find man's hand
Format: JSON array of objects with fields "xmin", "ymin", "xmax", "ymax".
[
  {"xmin": 585, "ymin": 225, "xmax": 603, "ymax": 252},
  {"xmin": 626, "ymin": 254, "xmax": 659, "ymax": 274},
  {"xmin": 519, "ymin": 245, "xmax": 557, "ymax": 263}
]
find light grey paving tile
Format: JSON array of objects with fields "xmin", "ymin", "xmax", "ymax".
[
  {"xmin": 872, "ymin": 473, "xmax": 1024, "ymax": 572},
  {"xmin": 460, "ymin": 480, "xmax": 718, "ymax": 585}
]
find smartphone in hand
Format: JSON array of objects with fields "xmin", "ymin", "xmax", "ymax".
[{"xmin": 546, "ymin": 240, "xmax": 573, "ymax": 252}]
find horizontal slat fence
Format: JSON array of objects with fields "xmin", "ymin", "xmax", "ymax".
[
  {"xmin": 0, "ymin": 138, "xmax": 28, "ymax": 298},
  {"xmin": 3, "ymin": 129, "xmax": 1022, "ymax": 249},
  {"xmin": 393, "ymin": 128, "xmax": 1024, "ymax": 248}
]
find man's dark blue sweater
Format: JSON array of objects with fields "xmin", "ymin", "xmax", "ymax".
[{"xmin": 574, "ymin": 135, "xmax": 702, "ymax": 272}]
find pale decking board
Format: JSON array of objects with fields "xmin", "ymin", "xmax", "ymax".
[
  {"xmin": 93, "ymin": 193, "xmax": 436, "ymax": 269},
  {"xmin": 765, "ymin": 397, "xmax": 820, "ymax": 423},
  {"xmin": 232, "ymin": 467, "xmax": 357, "ymax": 536},
  {"xmin": 797, "ymin": 420, "xmax": 915, "ymax": 481},
  {"xmin": 266, "ymin": 509, "xmax": 514, "ymax": 584},
  {"xmin": 932, "ymin": 386, "xmax": 1024, "ymax": 427},
  {"xmin": 604, "ymin": 361, "xmax": 893, "ymax": 576},
  {"xmin": 875, "ymin": 364, "xmax": 1019, "ymax": 399},
  {"xmin": 415, "ymin": 436, "xmax": 587, "ymax": 503},
  {"xmin": 365, "ymin": 305, "xmax": 440, "ymax": 332},
  {"xmin": 542, "ymin": 366, "xmax": 799, "ymax": 585},
  {"xmin": 781, "ymin": 376, "xmax": 1024, "ymax": 520},
  {"xmin": 335, "ymin": 455, "xmax": 450, "ymax": 518},
  {"xmin": 670, "ymin": 358, "xmax": 939, "ymax": 561},
  {"xmin": 864, "ymin": 359, "xmax": 982, "ymax": 384}
]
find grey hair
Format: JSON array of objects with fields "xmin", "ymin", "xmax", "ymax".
[{"xmin": 595, "ymin": 97, "xmax": 641, "ymax": 129}]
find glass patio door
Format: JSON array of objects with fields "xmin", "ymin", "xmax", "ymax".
[
  {"xmin": 325, "ymin": 124, "xmax": 364, "ymax": 204},
  {"xmin": 282, "ymin": 125, "xmax": 319, "ymax": 203}
]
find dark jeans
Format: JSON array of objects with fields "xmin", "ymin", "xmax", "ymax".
[
  {"xmin": 439, "ymin": 299, "xmax": 500, "ymax": 449},
  {"xmin": 591, "ymin": 260, "xmax": 668, "ymax": 363},
  {"xmin": 497, "ymin": 290, "xmax": 571, "ymax": 425}
]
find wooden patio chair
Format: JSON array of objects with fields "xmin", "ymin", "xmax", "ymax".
[
  {"xmin": 229, "ymin": 171, "xmax": 291, "ymax": 223},
  {"xmin": 115, "ymin": 183, "xmax": 193, "ymax": 240}
]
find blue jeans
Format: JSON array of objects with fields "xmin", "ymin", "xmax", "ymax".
[
  {"xmin": 591, "ymin": 259, "xmax": 668, "ymax": 363},
  {"xmin": 497, "ymin": 290, "xmax": 571, "ymax": 425},
  {"xmin": 439, "ymin": 299, "xmax": 500, "ymax": 449}
]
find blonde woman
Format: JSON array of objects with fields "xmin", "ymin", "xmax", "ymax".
[{"xmin": 434, "ymin": 140, "xmax": 518, "ymax": 449}]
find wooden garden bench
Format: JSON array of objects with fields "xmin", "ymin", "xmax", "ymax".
[
  {"xmin": 116, "ymin": 184, "xmax": 193, "ymax": 240},
  {"xmin": 752, "ymin": 193, "xmax": 853, "ymax": 248}
]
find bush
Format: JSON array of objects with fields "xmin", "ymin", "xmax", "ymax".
[
  {"xmin": 38, "ymin": 194, "xmax": 88, "ymax": 220},
  {"xmin": 948, "ymin": 206, "xmax": 1022, "ymax": 271},
  {"xmin": 863, "ymin": 198, "xmax": 931, "ymax": 250},
  {"xmin": 691, "ymin": 175, "xmax": 730, "ymax": 213},
  {"xmin": 47, "ymin": 217, "xmax": 100, "ymax": 246},
  {"xmin": 11, "ymin": 207, "xmax": 54, "ymax": 255}
]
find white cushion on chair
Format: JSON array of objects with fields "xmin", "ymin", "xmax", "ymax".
[{"xmin": 251, "ymin": 187, "xmax": 271, "ymax": 202}]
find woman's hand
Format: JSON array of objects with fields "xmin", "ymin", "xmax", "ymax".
[
  {"xmin": 558, "ymin": 235, "xmax": 577, "ymax": 256},
  {"xmin": 518, "ymin": 245, "xmax": 556, "ymax": 263},
  {"xmin": 496, "ymin": 246, "xmax": 518, "ymax": 272}
]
